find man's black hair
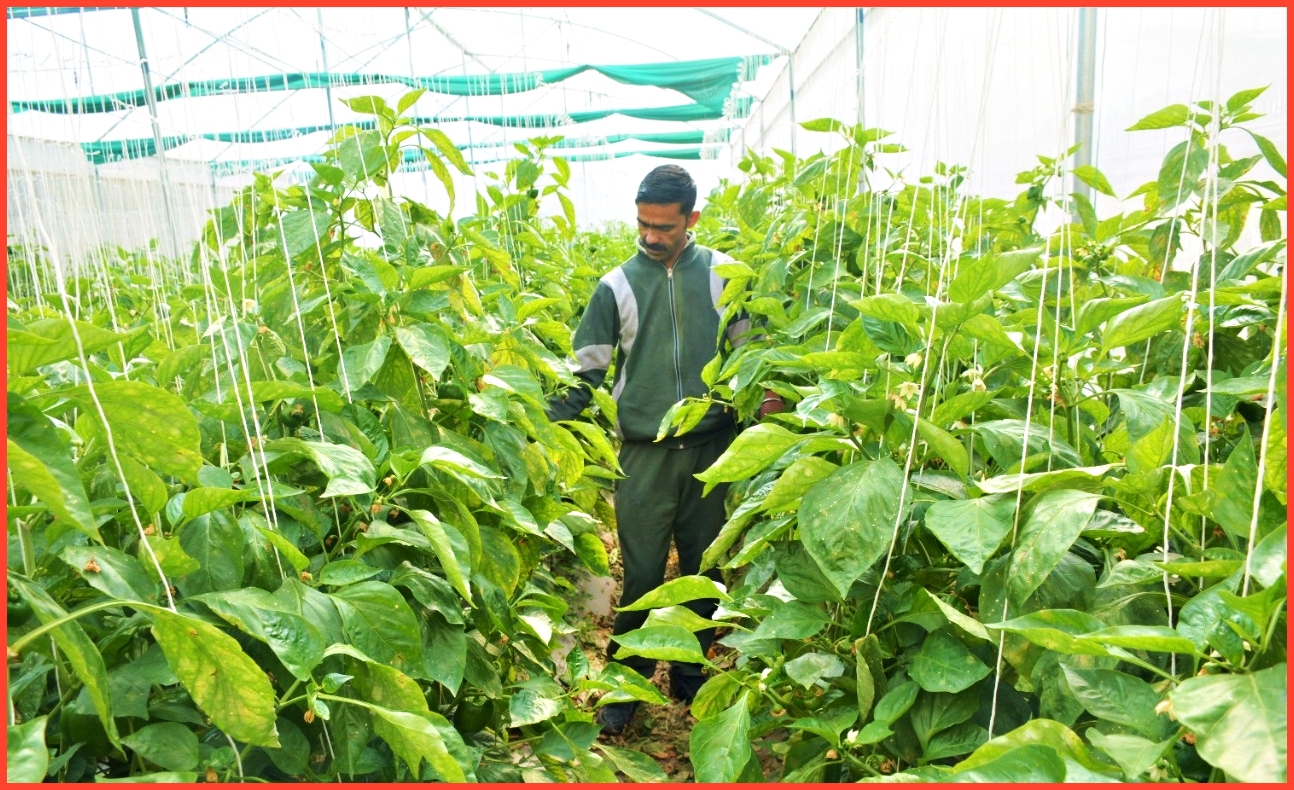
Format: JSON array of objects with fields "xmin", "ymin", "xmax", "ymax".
[{"xmin": 635, "ymin": 164, "xmax": 696, "ymax": 216}]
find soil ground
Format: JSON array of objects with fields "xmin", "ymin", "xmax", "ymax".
[{"xmin": 568, "ymin": 530, "xmax": 783, "ymax": 782}]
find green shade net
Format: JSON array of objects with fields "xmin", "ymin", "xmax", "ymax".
[
  {"xmin": 207, "ymin": 144, "xmax": 719, "ymax": 177},
  {"xmin": 13, "ymin": 55, "xmax": 774, "ymax": 114},
  {"xmin": 81, "ymin": 116, "xmax": 738, "ymax": 164}
]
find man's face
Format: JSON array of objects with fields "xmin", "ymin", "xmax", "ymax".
[{"xmin": 636, "ymin": 202, "xmax": 699, "ymax": 265}]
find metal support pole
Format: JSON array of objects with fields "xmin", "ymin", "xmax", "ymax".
[
  {"xmin": 787, "ymin": 59, "xmax": 797, "ymax": 156},
  {"xmin": 855, "ymin": 8, "xmax": 866, "ymax": 129},
  {"xmin": 316, "ymin": 9, "xmax": 337, "ymax": 131},
  {"xmin": 1072, "ymin": 8, "xmax": 1098, "ymax": 203},
  {"xmin": 130, "ymin": 7, "xmax": 179, "ymax": 256}
]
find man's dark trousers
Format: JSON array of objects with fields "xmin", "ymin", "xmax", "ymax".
[{"xmin": 608, "ymin": 428, "xmax": 732, "ymax": 680}]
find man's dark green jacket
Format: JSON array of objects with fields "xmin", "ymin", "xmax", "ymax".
[{"xmin": 547, "ymin": 235, "xmax": 751, "ymax": 444}]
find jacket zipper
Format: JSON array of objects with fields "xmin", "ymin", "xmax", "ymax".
[{"xmin": 666, "ymin": 265, "xmax": 683, "ymax": 403}]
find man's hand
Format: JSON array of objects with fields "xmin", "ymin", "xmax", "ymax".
[{"xmin": 758, "ymin": 389, "xmax": 785, "ymax": 419}]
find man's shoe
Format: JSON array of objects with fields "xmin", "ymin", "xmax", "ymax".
[
  {"xmin": 669, "ymin": 669, "xmax": 706, "ymax": 703},
  {"xmin": 595, "ymin": 702, "xmax": 638, "ymax": 736}
]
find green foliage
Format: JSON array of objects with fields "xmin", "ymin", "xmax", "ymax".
[{"xmin": 637, "ymin": 90, "xmax": 1287, "ymax": 782}]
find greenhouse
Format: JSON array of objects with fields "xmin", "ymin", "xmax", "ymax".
[{"xmin": 5, "ymin": 6, "xmax": 1287, "ymax": 783}]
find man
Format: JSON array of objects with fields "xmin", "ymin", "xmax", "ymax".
[{"xmin": 546, "ymin": 165, "xmax": 783, "ymax": 736}]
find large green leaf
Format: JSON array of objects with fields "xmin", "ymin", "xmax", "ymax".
[
  {"xmin": 7, "ymin": 394, "xmax": 97, "ymax": 539},
  {"xmin": 596, "ymin": 743, "xmax": 670, "ymax": 783},
  {"xmin": 175, "ymin": 511, "xmax": 245, "ymax": 596},
  {"xmin": 1087, "ymin": 731, "xmax": 1173, "ymax": 780},
  {"xmin": 973, "ymin": 419, "xmax": 1082, "ymax": 470},
  {"xmin": 60, "ymin": 545, "xmax": 157, "ymax": 603},
  {"xmin": 1099, "ymin": 295, "xmax": 1184, "ymax": 355},
  {"xmin": 915, "ymin": 416, "xmax": 969, "ymax": 478},
  {"xmin": 910, "ymin": 687, "xmax": 979, "ymax": 748},
  {"xmin": 192, "ymin": 588, "xmax": 325, "ymax": 681},
  {"xmin": 1157, "ymin": 137, "xmax": 1209, "ymax": 210},
  {"xmin": 406, "ymin": 509, "xmax": 471, "ymax": 602},
  {"xmin": 121, "ymin": 722, "xmax": 199, "ymax": 772},
  {"xmin": 695, "ymin": 424, "xmax": 846, "ymax": 490},
  {"xmin": 616, "ymin": 574, "xmax": 730, "ymax": 611},
  {"xmin": 9, "ymin": 576, "xmax": 119, "ymax": 748},
  {"xmin": 612, "ymin": 626, "xmax": 707, "ymax": 664},
  {"xmin": 1127, "ymin": 103, "xmax": 1190, "ymax": 130},
  {"xmin": 328, "ymin": 581, "xmax": 424, "ymax": 678},
  {"xmin": 923, "ymin": 494, "xmax": 1015, "ymax": 574},
  {"xmin": 508, "ymin": 688, "xmax": 562, "ymax": 727},
  {"xmin": 7, "ymin": 317, "xmax": 143, "ymax": 375},
  {"xmin": 1168, "ymin": 664, "xmax": 1286, "ymax": 783},
  {"xmin": 947, "ymin": 247, "xmax": 1041, "ymax": 303},
  {"xmin": 395, "ymin": 323, "xmax": 452, "ymax": 380},
  {"xmin": 690, "ymin": 693, "xmax": 753, "ymax": 783},
  {"xmin": 988, "ymin": 609, "xmax": 1108, "ymax": 656},
  {"xmin": 1062, "ymin": 666, "xmax": 1165, "ymax": 738},
  {"xmin": 1212, "ymin": 426, "xmax": 1259, "ymax": 537},
  {"xmin": 909, "ymin": 630, "xmax": 991, "ymax": 693},
  {"xmin": 7, "ymin": 716, "xmax": 49, "ymax": 782},
  {"xmin": 953, "ymin": 718, "xmax": 1121, "ymax": 781},
  {"xmin": 278, "ymin": 207, "xmax": 333, "ymax": 258},
  {"xmin": 339, "ymin": 335, "xmax": 391, "ymax": 393},
  {"xmin": 62, "ymin": 380, "xmax": 203, "ymax": 483},
  {"xmin": 799, "ymin": 457, "xmax": 904, "ymax": 599},
  {"xmin": 370, "ymin": 707, "xmax": 466, "ymax": 781},
  {"xmin": 1007, "ymin": 490, "xmax": 1102, "ymax": 604},
  {"xmin": 265, "ymin": 438, "xmax": 376, "ymax": 497},
  {"xmin": 752, "ymin": 599, "xmax": 831, "ymax": 642},
  {"xmin": 763, "ymin": 455, "xmax": 838, "ymax": 513},
  {"xmin": 150, "ymin": 608, "xmax": 279, "ymax": 747}
]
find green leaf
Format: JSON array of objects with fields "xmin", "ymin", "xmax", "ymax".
[
  {"xmin": 596, "ymin": 743, "xmax": 670, "ymax": 783},
  {"xmin": 418, "ymin": 126, "xmax": 472, "ymax": 174},
  {"xmin": 318, "ymin": 559, "xmax": 383, "ymax": 586},
  {"xmin": 1212, "ymin": 426, "xmax": 1258, "ymax": 537},
  {"xmin": 1158, "ymin": 137, "xmax": 1209, "ymax": 210},
  {"xmin": 265, "ymin": 438, "xmax": 376, "ymax": 497},
  {"xmin": 1100, "ymin": 294, "xmax": 1184, "ymax": 354},
  {"xmin": 784, "ymin": 652, "xmax": 845, "ymax": 688},
  {"xmin": 752, "ymin": 599, "xmax": 830, "ymax": 641},
  {"xmin": 150, "ymin": 608, "xmax": 279, "ymax": 747},
  {"xmin": 7, "ymin": 317, "xmax": 143, "ymax": 375},
  {"xmin": 850, "ymin": 292, "xmax": 922, "ymax": 334},
  {"xmin": 1168, "ymin": 664, "xmax": 1286, "ymax": 783},
  {"xmin": 1076, "ymin": 295, "xmax": 1149, "ymax": 336},
  {"xmin": 1078, "ymin": 625, "xmax": 1198, "ymax": 655},
  {"xmin": 1246, "ymin": 130, "xmax": 1287, "ymax": 178},
  {"xmin": 1127, "ymin": 103, "xmax": 1190, "ymax": 130},
  {"xmin": 406, "ymin": 510, "xmax": 471, "ymax": 602},
  {"xmin": 119, "ymin": 455, "xmax": 169, "ymax": 516},
  {"xmin": 180, "ymin": 486, "xmax": 258, "ymax": 520},
  {"xmin": 643, "ymin": 605, "xmax": 732, "ymax": 633},
  {"xmin": 395, "ymin": 323, "xmax": 452, "ymax": 381},
  {"xmin": 7, "ymin": 394, "xmax": 97, "ymax": 539},
  {"xmin": 948, "ymin": 247, "xmax": 1041, "ymax": 303},
  {"xmin": 58, "ymin": 381, "xmax": 202, "ymax": 483},
  {"xmin": 988, "ymin": 609, "xmax": 1108, "ymax": 656},
  {"xmin": 1087, "ymin": 731, "xmax": 1173, "ymax": 780},
  {"xmin": 952, "ymin": 742, "xmax": 1067, "ymax": 782},
  {"xmin": 9, "ymin": 576, "xmax": 119, "ymax": 748},
  {"xmin": 1062, "ymin": 666, "xmax": 1165, "ymax": 738},
  {"xmin": 279, "ymin": 208, "xmax": 333, "ymax": 257},
  {"xmin": 1073, "ymin": 164, "xmax": 1116, "ymax": 197},
  {"xmin": 191, "ymin": 588, "xmax": 325, "ymax": 681},
  {"xmin": 371, "ymin": 707, "xmax": 466, "ymax": 781},
  {"xmin": 247, "ymin": 380, "xmax": 345, "ymax": 412},
  {"xmin": 617, "ymin": 574, "xmax": 730, "ymax": 611},
  {"xmin": 929, "ymin": 390, "xmax": 995, "ymax": 427},
  {"xmin": 612, "ymin": 625, "xmax": 707, "ymax": 664},
  {"xmin": 690, "ymin": 693, "xmax": 753, "ymax": 783},
  {"xmin": 508, "ymin": 688, "xmax": 562, "ymax": 727},
  {"xmin": 121, "ymin": 722, "xmax": 199, "ymax": 772},
  {"xmin": 255, "ymin": 526, "xmax": 310, "ymax": 574},
  {"xmin": 328, "ymin": 581, "xmax": 424, "ymax": 677},
  {"xmin": 911, "ymin": 687, "xmax": 979, "ymax": 748},
  {"xmin": 175, "ymin": 512, "xmax": 244, "ymax": 596},
  {"xmin": 954, "ymin": 718, "xmax": 1121, "ymax": 781},
  {"xmin": 872, "ymin": 680, "xmax": 919, "ymax": 725},
  {"xmin": 696, "ymin": 424, "xmax": 844, "ymax": 488},
  {"xmin": 419, "ymin": 445, "xmax": 503, "ymax": 479},
  {"xmin": 60, "ymin": 545, "xmax": 156, "ymax": 603},
  {"xmin": 764, "ymin": 456, "xmax": 838, "ymax": 513},
  {"xmin": 909, "ymin": 630, "xmax": 990, "ymax": 693},
  {"xmin": 583, "ymin": 663, "xmax": 670, "ymax": 707},
  {"xmin": 1008, "ymin": 490, "xmax": 1101, "ymax": 604},
  {"xmin": 923, "ymin": 494, "xmax": 1015, "ymax": 574},
  {"xmin": 976, "ymin": 464, "xmax": 1115, "ymax": 496},
  {"xmin": 915, "ymin": 416, "xmax": 969, "ymax": 478},
  {"xmin": 924, "ymin": 721, "xmax": 988, "ymax": 762},
  {"xmin": 7, "ymin": 716, "xmax": 48, "ymax": 783},
  {"xmin": 917, "ymin": 588, "xmax": 990, "ymax": 641},
  {"xmin": 799, "ymin": 457, "xmax": 905, "ymax": 599},
  {"xmin": 689, "ymin": 672, "xmax": 743, "ymax": 721},
  {"xmin": 339, "ymin": 335, "xmax": 391, "ymax": 393},
  {"xmin": 1248, "ymin": 524, "xmax": 1286, "ymax": 589}
]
